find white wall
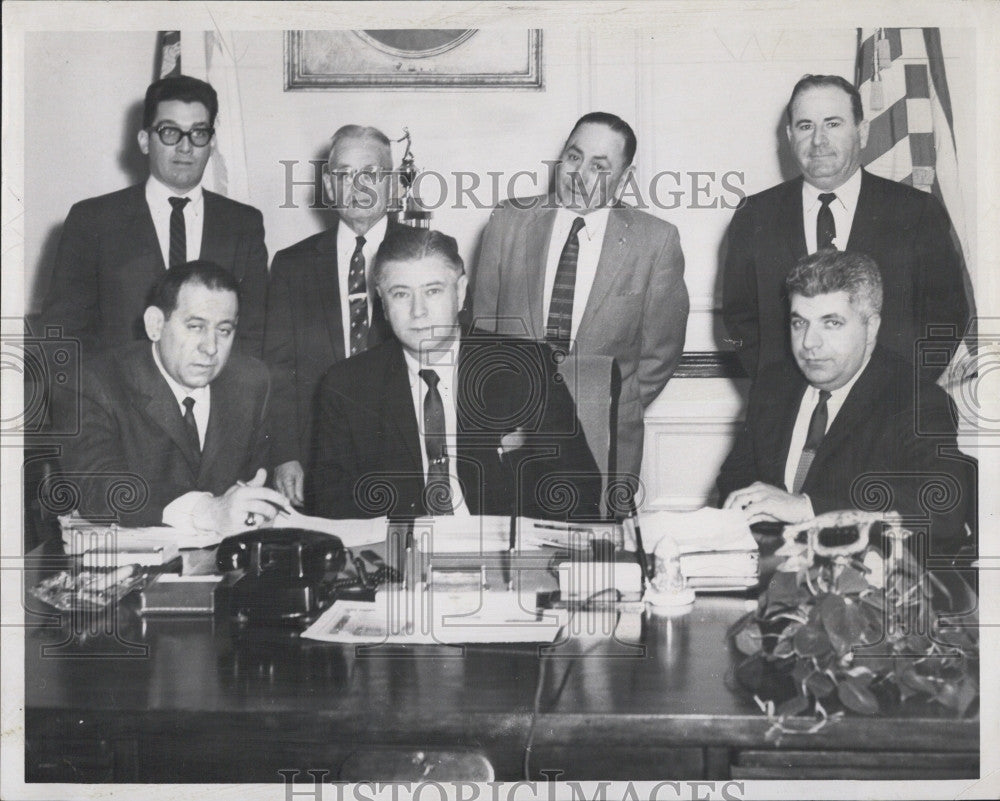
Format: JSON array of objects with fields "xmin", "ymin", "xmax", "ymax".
[{"xmin": 21, "ymin": 26, "xmax": 981, "ymax": 508}]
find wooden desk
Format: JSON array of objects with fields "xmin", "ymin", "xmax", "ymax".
[{"xmin": 23, "ymin": 543, "xmax": 978, "ymax": 782}]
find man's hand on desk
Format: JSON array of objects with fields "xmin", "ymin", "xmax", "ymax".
[
  {"xmin": 723, "ymin": 481, "xmax": 813, "ymax": 526},
  {"xmin": 193, "ymin": 468, "xmax": 293, "ymax": 534},
  {"xmin": 274, "ymin": 460, "xmax": 305, "ymax": 507}
]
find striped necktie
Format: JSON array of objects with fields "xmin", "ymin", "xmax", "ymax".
[
  {"xmin": 419, "ymin": 369, "xmax": 453, "ymax": 515},
  {"xmin": 347, "ymin": 235, "xmax": 368, "ymax": 356},
  {"xmin": 545, "ymin": 216, "xmax": 586, "ymax": 346}
]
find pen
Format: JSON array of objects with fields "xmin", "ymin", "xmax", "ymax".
[{"xmin": 632, "ymin": 514, "xmax": 651, "ymax": 585}]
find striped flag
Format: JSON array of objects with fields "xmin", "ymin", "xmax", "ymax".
[
  {"xmin": 855, "ymin": 28, "xmax": 977, "ymax": 386},
  {"xmin": 155, "ymin": 31, "xmax": 181, "ymax": 79},
  {"xmin": 152, "ymin": 31, "xmax": 250, "ymax": 203}
]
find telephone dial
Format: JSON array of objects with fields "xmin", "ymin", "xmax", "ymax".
[{"xmin": 215, "ymin": 528, "xmax": 401, "ymax": 627}]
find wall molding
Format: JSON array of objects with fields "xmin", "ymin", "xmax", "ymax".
[{"xmin": 673, "ymin": 351, "xmax": 746, "ymax": 379}]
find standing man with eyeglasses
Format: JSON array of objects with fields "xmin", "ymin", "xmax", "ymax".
[
  {"xmin": 38, "ymin": 75, "xmax": 268, "ymax": 359},
  {"xmin": 263, "ymin": 125, "xmax": 404, "ymax": 507}
]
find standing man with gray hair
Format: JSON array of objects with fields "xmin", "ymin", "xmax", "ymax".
[
  {"xmin": 722, "ymin": 74, "xmax": 970, "ymax": 380},
  {"xmin": 263, "ymin": 125, "xmax": 405, "ymax": 507},
  {"xmin": 718, "ymin": 250, "xmax": 974, "ymax": 557}
]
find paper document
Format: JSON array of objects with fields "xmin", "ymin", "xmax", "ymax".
[
  {"xmin": 302, "ymin": 589, "xmax": 568, "ymax": 644},
  {"xmin": 272, "ymin": 510, "xmax": 388, "ymax": 547}
]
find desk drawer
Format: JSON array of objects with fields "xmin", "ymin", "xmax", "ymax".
[{"xmin": 731, "ymin": 749, "xmax": 979, "ymax": 780}]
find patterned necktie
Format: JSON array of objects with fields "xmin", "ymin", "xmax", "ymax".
[
  {"xmin": 181, "ymin": 396, "xmax": 201, "ymax": 456},
  {"xmin": 791, "ymin": 389, "xmax": 831, "ymax": 494},
  {"xmin": 168, "ymin": 196, "xmax": 190, "ymax": 268},
  {"xmin": 419, "ymin": 369, "xmax": 453, "ymax": 515},
  {"xmin": 545, "ymin": 216, "xmax": 587, "ymax": 346},
  {"xmin": 347, "ymin": 235, "xmax": 368, "ymax": 356},
  {"xmin": 817, "ymin": 193, "xmax": 837, "ymax": 250}
]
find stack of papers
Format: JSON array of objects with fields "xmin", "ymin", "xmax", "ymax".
[
  {"xmin": 639, "ymin": 508, "xmax": 759, "ymax": 591},
  {"xmin": 409, "ymin": 515, "xmax": 626, "ymax": 554}
]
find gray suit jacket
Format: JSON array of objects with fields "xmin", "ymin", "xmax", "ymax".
[{"xmin": 472, "ymin": 197, "xmax": 688, "ymax": 482}]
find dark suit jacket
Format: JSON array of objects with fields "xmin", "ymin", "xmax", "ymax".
[
  {"xmin": 262, "ymin": 216, "xmax": 403, "ymax": 467},
  {"xmin": 39, "ymin": 183, "xmax": 268, "ymax": 359},
  {"xmin": 472, "ymin": 197, "xmax": 689, "ymax": 482},
  {"xmin": 59, "ymin": 341, "xmax": 271, "ymax": 527},
  {"xmin": 722, "ymin": 170, "xmax": 970, "ymax": 379},
  {"xmin": 311, "ymin": 330, "xmax": 603, "ymax": 521},
  {"xmin": 717, "ymin": 347, "xmax": 976, "ymax": 557}
]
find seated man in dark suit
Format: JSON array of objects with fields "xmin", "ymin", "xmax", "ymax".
[
  {"xmin": 59, "ymin": 262, "xmax": 290, "ymax": 533},
  {"xmin": 37, "ymin": 75, "xmax": 268, "ymax": 359},
  {"xmin": 312, "ymin": 227, "xmax": 603, "ymax": 521},
  {"xmin": 718, "ymin": 250, "xmax": 975, "ymax": 558}
]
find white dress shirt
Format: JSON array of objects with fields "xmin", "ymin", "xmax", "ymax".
[
  {"xmin": 802, "ymin": 168, "xmax": 862, "ymax": 253},
  {"xmin": 146, "ymin": 176, "xmax": 205, "ymax": 267},
  {"xmin": 152, "ymin": 344, "xmax": 215, "ymax": 528},
  {"xmin": 542, "ymin": 206, "xmax": 611, "ymax": 342},
  {"xmin": 402, "ymin": 338, "xmax": 470, "ymax": 517},
  {"xmin": 337, "ymin": 215, "xmax": 388, "ymax": 357},
  {"xmin": 783, "ymin": 353, "xmax": 871, "ymax": 497}
]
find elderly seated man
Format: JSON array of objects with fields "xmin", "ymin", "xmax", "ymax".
[{"xmin": 717, "ymin": 249, "xmax": 975, "ymax": 559}]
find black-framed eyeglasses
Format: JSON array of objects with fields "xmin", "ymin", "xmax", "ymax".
[{"xmin": 151, "ymin": 124, "xmax": 215, "ymax": 147}]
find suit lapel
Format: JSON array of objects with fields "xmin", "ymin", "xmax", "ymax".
[
  {"xmin": 769, "ymin": 373, "xmax": 808, "ymax": 488},
  {"xmin": 315, "ymin": 221, "xmax": 347, "ymax": 362},
  {"xmin": 845, "ymin": 170, "xmax": 883, "ymax": 254},
  {"xmin": 782, "ymin": 177, "xmax": 807, "ymax": 265},
  {"xmin": 130, "ymin": 347, "xmax": 200, "ymax": 476},
  {"xmin": 382, "ymin": 343, "xmax": 423, "ymax": 478},
  {"xmin": 576, "ymin": 207, "xmax": 629, "ymax": 340},
  {"xmin": 198, "ymin": 365, "xmax": 246, "ymax": 486},
  {"xmin": 127, "ymin": 186, "xmax": 166, "ymax": 272},
  {"xmin": 526, "ymin": 206, "xmax": 557, "ymax": 338}
]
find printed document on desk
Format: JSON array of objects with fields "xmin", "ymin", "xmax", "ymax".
[{"xmin": 302, "ymin": 590, "xmax": 568, "ymax": 644}]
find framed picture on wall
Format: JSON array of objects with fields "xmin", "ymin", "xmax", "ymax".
[{"xmin": 284, "ymin": 29, "xmax": 543, "ymax": 90}]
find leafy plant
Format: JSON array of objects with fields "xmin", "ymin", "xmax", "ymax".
[{"xmin": 730, "ymin": 510, "xmax": 978, "ymax": 735}]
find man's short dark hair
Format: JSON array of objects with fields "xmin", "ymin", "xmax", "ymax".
[
  {"xmin": 567, "ymin": 112, "xmax": 638, "ymax": 166},
  {"xmin": 373, "ymin": 228, "xmax": 465, "ymax": 288},
  {"xmin": 785, "ymin": 250, "xmax": 883, "ymax": 318},
  {"xmin": 143, "ymin": 75, "xmax": 219, "ymax": 129},
  {"xmin": 786, "ymin": 74, "xmax": 864, "ymax": 126},
  {"xmin": 147, "ymin": 261, "xmax": 240, "ymax": 318}
]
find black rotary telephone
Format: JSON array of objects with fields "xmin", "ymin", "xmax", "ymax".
[{"xmin": 215, "ymin": 528, "xmax": 400, "ymax": 627}]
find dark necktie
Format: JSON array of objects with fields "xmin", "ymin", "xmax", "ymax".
[
  {"xmin": 816, "ymin": 193, "xmax": 837, "ymax": 250},
  {"xmin": 347, "ymin": 235, "xmax": 368, "ymax": 356},
  {"xmin": 419, "ymin": 369, "xmax": 453, "ymax": 515},
  {"xmin": 181, "ymin": 396, "xmax": 201, "ymax": 456},
  {"xmin": 791, "ymin": 389, "xmax": 831, "ymax": 494},
  {"xmin": 168, "ymin": 196, "xmax": 190, "ymax": 268},
  {"xmin": 545, "ymin": 216, "xmax": 587, "ymax": 346}
]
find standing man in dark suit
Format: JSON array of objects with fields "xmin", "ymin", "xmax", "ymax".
[
  {"xmin": 723, "ymin": 74, "xmax": 969, "ymax": 379},
  {"xmin": 312, "ymin": 228, "xmax": 602, "ymax": 521},
  {"xmin": 718, "ymin": 251, "xmax": 974, "ymax": 557},
  {"xmin": 59, "ymin": 261, "xmax": 289, "ymax": 532},
  {"xmin": 264, "ymin": 125, "xmax": 404, "ymax": 507},
  {"xmin": 472, "ymin": 112, "xmax": 689, "ymax": 493},
  {"xmin": 38, "ymin": 75, "xmax": 268, "ymax": 360}
]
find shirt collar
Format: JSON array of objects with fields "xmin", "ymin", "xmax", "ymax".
[
  {"xmin": 402, "ymin": 334, "xmax": 462, "ymax": 378},
  {"xmin": 802, "ymin": 167, "xmax": 862, "ymax": 211},
  {"xmin": 557, "ymin": 205, "xmax": 611, "ymax": 243},
  {"xmin": 146, "ymin": 174, "xmax": 204, "ymax": 208},
  {"xmin": 151, "ymin": 343, "xmax": 209, "ymax": 408},
  {"xmin": 338, "ymin": 213, "xmax": 388, "ymax": 249},
  {"xmin": 808, "ymin": 348, "xmax": 872, "ymax": 406}
]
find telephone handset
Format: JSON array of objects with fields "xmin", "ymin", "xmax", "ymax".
[{"xmin": 215, "ymin": 528, "xmax": 400, "ymax": 627}]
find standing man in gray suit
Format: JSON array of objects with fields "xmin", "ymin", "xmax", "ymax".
[
  {"xmin": 263, "ymin": 125, "xmax": 404, "ymax": 507},
  {"xmin": 472, "ymin": 112, "xmax": 689, "ymax": 499}
]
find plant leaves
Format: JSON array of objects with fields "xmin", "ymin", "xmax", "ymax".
[
  {"xmin": 767, "ymin": 571, "xmax": 802, "ymax": 606},
  {"xmin": 898, "ymin": 665, "xmax": 938, "ymax": 695},
  {"xmin": 791, "ymin": 658, "xmax": 812, "ymax": 684},
  {"xmin": 805, "ymin": 671, "xmax": 836, "ymax": 698},
  {"xmin": 777, "ymin": 694, "xmax": 811, "ymax": 718},
  {"xmin": 793, "ymin": 624, "xmax": 832, "ymax": 658},
  {"xmin": 837, "ymin": 677, "xmax": 880, "ymax": 715},
  {"xmin": 836, "ymin": 566, "xmax": 870, "ymax": 595},
  {"xmin": 772, "ymin": 637, "xmax": 795, "ymax": 658},
  {"xmin": 734, "ymin": 623, "xmax": 762, "ymax": 656}
]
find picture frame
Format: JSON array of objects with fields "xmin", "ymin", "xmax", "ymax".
[{"xmin": 284, "ymin": 29, "xmax": 543, "ymax": 90}]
